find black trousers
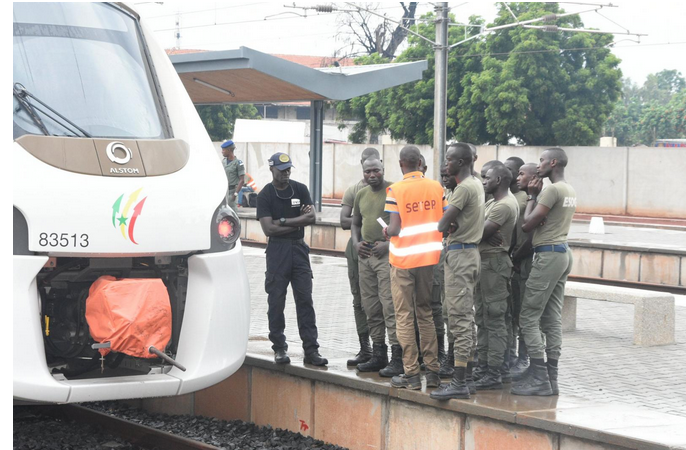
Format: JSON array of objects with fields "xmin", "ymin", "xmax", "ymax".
[{"xmin": 265, "ymin": 239, "xmax": 319, "ymax": 354}]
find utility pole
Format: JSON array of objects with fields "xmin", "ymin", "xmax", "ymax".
[
  {"xmin": 309, "ymin": 100, "xmax": 324, "ymax": 212},
  {"xmin": 433, "ymin": 2, "xmax": 449, "ymax": 178}
]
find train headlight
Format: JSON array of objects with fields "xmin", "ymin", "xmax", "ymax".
[
  {"xmin": 205, "ymin": 203, "xmax": 241, "ymax": 253},
  {"xmin": 218, "ymin": 216, "xmax": 236, "ymax": 242},
  {"xmin": 214, "ymin": 206, "xmax": 240, "ymax": 245}
]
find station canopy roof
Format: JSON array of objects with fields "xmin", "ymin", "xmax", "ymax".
[{"xmin": 169, "ymin": 46, "xmax": 428, "ymax": 104}]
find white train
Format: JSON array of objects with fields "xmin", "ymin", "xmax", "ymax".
[{"xmin": 13, "ymin": 2, "xmax": 250, "ymax": 403}]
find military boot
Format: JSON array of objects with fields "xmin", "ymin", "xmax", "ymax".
[
  {"xmin": 357, "ymin": 343, "xmax": 388, "ymax": 372},
  {"xmin": 425, "ymin": 370, "xmax": 441, "ymax": 388},
  {"xmin": 511, "ymin": 360, "xmax": 553, "ymax": 396},
  {"xmin": 379, "ymin": 344, "xmax": 404, "ymax": 377},
  {"xmin": 512, "ymin": 337, "xmax": 529, "ymax": 375},
  {"xmin": 391, "ymin": 373, "xmax": 421, "ymax": 390},
  {"xmin": 429, "ymin": 366, "xmax": 470, "ymax": 400},
  {"xmin": 438, "ymin": 343, "xmax": 454, "ymax": 378},
  {"xmin": 511, "ymin": 355, "xmax": 530, "ymax": 381},
  {"xmin": 472, "ymin": 362, "xmax": 488, "ymax": 382},
  {"xmin": 474, "ymin": 366, "xmax": 503, "ymax": 390},
  {"xmin": 347, "ymin": 333, "xmax": 372, "ymax": 366},
  {"xmin": 466, "ymin": 361, "xmax": 476, "ymax": 394},
  {"xmin": 547, "ymin": 362, "xmax": 559, "ymax": 395}
]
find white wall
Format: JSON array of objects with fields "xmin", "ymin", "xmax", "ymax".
[
  {"xmin": 214, "ymin": 142, "xmax": 686, "ymax": 218},
  {"xmin": 627, "ymin": 146, "xmax": 686, "ymax": 218}
]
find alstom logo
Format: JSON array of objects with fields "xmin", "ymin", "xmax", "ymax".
[
  {"xmin": 110, "ymin": 167, "xmax": 140, "ymax": 174},
  {"xmin": 106, "ymin": 142, "xmax": 132, "ymax": 165},
  {"xmin": 112, "ymin": 188, "xmax": 148, "ymax": 245}
]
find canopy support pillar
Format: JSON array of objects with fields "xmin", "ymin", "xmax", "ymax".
[{"xmin": 309, "ymin": 100, "xmax": 324, "ymax": 212}]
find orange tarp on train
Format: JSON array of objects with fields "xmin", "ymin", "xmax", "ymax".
[{"xmin": 85, "ymin": 276, "xmax": 172, "ymax": 358}]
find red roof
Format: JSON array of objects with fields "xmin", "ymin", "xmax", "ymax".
[
  {"xmin": 164, "ymin": 49, "xmax": 353, "ymax": 68},
  {"xmin": 270, "ymin": 54, "xmax": 355, "ymax": 68},
  {"xmin": 165, "ymin": 48, "xmax": 208, "ymax": 56}
]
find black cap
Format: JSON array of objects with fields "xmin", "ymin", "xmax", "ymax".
[{"xmin": 268, "ymin": 152, "xmax": 293, "ymax": 171}]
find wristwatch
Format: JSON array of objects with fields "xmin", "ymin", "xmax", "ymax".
[
  {"xmin": 527, "ymin": 194, "xmax": 537, "ymax": 202},
  {"xmin": 279, "ymin": 217, "xmax": 287, "ymax": 226}
]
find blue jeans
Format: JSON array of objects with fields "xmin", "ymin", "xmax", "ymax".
[{"xmin": 237, "ymin": 187, "xmax": 253, "ymax": 206}]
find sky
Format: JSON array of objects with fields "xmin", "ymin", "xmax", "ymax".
[{"xmin": 132, "ymin": 1, "xmax": 686, "ymax": 85}]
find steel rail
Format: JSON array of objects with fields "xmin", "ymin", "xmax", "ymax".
[
  {"xmin": 241, "ymin": 240, "xmax": 686, "ymax": 295},
  {"xmin": 38, "ymin": 404, "xmax": 221, "ymax": 450}
]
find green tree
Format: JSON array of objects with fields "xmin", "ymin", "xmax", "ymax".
[
  {"xmin": 637, "ymin": 90, "xmax": 686, "ymax": 144},
  {"xmin": 458, "ymin": 2, "xmax": 622, "ymax": 145},
  {"xmin": 386, "ymin": 14, "xmax": 483, "ymax": 145},
  {"xmin": 339, "ymin": 3, "xmax": 622, "ymax": 146},
  {"xmin": 641, "ymin": 69, "xmax": 686, "ymax": 105},
  {"xmin": 605, "ymin": 70, "xmax": 685, "ymax": 145},
  {"xmin": 196, "ymin": 104, "xmax": 260, "ymax": 141},
  {"xmin": 604, "ymin": 81, "xmax": 643, "ymax": 146},
  {"xmin": 335, "ymin": 53, "xmax": 392, "ymax": 143}
]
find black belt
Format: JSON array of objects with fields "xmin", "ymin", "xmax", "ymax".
[
  {"xmin": 269, "ymin": 237, "xmax": 305, "ymax": 245},
  {"xmin": 447, "ymin": 243, "xmax": 477, "ymax": 250},
  {"xmin": 534, "ymin": 244, "xmax": 568, "ymax": 253}
]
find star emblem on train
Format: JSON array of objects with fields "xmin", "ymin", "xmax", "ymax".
[{"xmin": 111, "ymin": 188, "xmax": 147, "ymax": 245}]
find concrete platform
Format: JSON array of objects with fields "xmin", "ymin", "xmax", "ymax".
[
  {"xmin": 232, "ymin": 343, "xmax": 686, "ymax": 450},
  {"xmin": 135, "ymin": 245, "xmax": 686, "ymax": 450},
  {"xmin": 241, "ymin": 246, "xmax": 686, "ymax": 418},
  {"xmin": 138, "ymin": 343, "xmax": 686, "ymax": 450}
]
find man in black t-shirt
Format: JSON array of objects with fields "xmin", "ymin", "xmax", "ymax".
[{"xmin": 256, "ymin": 152, "xmax": 328, "ymax": 366}]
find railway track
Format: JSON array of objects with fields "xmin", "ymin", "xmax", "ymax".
[
  {"xmin": 242, "ymin": 240, "xmax": 686, "ymax": 295},
  {"xmin": 36, "ymin": 404, "xmax": 221, "ymax": 450}
]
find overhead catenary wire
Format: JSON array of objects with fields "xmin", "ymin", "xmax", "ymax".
[
  {"xmin": 556, "ymin": 1, "xmax": 619, "ymax": 6},
  {"xmin": 594, "ymin": 9, "xmax": 631, "ymax": 34},
  {"xmin": 152, "ymin": 12, "xmax": 334, "ymax": 32},
  {"xmin": 145, "ymin": 1, "xmax": 651, "ymax": 48},
  {"xmin": 455, "ymin": 42, "xmax": 686, "ymax": 59},
  {"xmin": 390, "ymin": 41, "xmax": 686, "ymax": 62},
  {"xmin": 152, "ymin": 12, "xmax": 677, "ymax": 63},
  {"xmin": 140, "ymin": 2, "xmax": 270, "ymax": 20},
  {"xmin": 149, "ymin": 3, "xmax": 641, "ymax": 46},
  {"xmin": 148, "ymin": 2, "xmax": 408, "ymax": 30}
]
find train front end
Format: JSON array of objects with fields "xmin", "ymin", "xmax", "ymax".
[{"xmin": 13, "ymin": 2, "xmax": 250, "ymax": 403}]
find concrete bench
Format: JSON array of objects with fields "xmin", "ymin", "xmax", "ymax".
[{"xmin": 562, "ymin": 281, "xmax": 675, "ymax": 346}]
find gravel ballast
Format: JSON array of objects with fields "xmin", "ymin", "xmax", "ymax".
[
  {"xmin": 14, "ymin": 406, "xmax": 139, "ymax": 450},
  {"xmin": 15, "ymin": 402, "xmax": 349, "ymax": 450}
]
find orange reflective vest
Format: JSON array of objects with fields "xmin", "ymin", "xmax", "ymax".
[
  {"xmin": 245, "ymin": 173, "xmax": 257, "ymax": 191},
  {"xmin": 385, "ymin": 171, "xmax": 447, "ymax": 269}
]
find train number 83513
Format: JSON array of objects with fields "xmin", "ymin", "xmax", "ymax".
[{"xmin": 38, "ymin": 232, "xmax": 90, "ymax": 248}]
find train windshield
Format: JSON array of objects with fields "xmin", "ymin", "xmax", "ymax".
[{"xmin": 13, "ymin": 3, "xmax": 168, "ymax": 140}]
